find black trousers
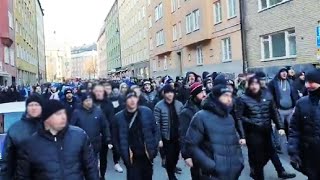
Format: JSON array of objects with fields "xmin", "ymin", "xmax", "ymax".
[
  {"xmin": 191, "ymin": 166, "xmax": 200, "ymax": 180},
  {"xmin": 99, "ymin": 145, "xmax": 121, "ymax": 177},
  {"xmin": 163, "ymin": 139, "xmax": 180, "ymax": 179},
  {"xmin": 126, "ymin": 155, "xmax": 153, "ymax": 180}
]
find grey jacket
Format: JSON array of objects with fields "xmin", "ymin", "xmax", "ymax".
[{"xmin": 154, "ymin": 99, "xmax": 183, "ymax": 141}]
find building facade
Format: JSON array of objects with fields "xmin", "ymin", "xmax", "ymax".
[
  {"xmin": 0, "ymin": 0, "xmax": 17, "ymax": 85},
  {"xmin": 14, "ymin": 0, "xmax": 39, "ymax": 85},
  {"xmin": 148, "ymin": 0, "xmax": 243, "ymax": 78},
  {"xmin": 106, "ymin": 0, "xmax": 122, "ymax": 76},
  {"xmin": 97, "ymin": 23, "xmax": 107, "ymax": 78},
  {"xmin": 35, "ymin": 0, "xmax": 46, "ymax": 83},
  {"xmin": 243, "ymin": 0, "xmax": 320, "ymax": 75},
  {"xmin": 118, "ymin": 0, "xmax": 150, "ymax": 78},
  {"xmin": 71, "ymin": 44, "xmax": 98, "ymax": 79}
]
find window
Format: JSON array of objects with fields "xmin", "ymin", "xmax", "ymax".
[
  {"xmin": 222, "ymin": 38, "xmax": 232, "ymax": 62},
  {"xmin": 227, "ymin": 0, "xmax": 236, "ymax": 18},
  {"xmin": 4, "ymin": 47, "xmax": 10, "ymax": 64},
  {"xmin": 149, "ymin": 16, "xmax": 152, "ymax": 28},
  {"xmin": 156, "ymin": 30, "xmax": 164, "ymax": 46},
  {"xmin": 186, "ymin": 9, "xmax": 200, "ymax": 34},
  {"xmin": 164, "ymin": 56, "xmax": 168, "ymax": 70},
  {"xmin": 196, "ymin": 46, "xmax": 204, "ymax": 65},
  {"xmin": 155, "ymin": 3, "xmax": 163, "ymax": 21},
  {"xmin": 148, "ymin": 0, "xmax": 151, "ymax": 6},
  {"xmin": 10, "ymin": 47, "xmax": 15, "ymax": 66},
  {"xmin": 149, "ymin": 38, "xmax": 153, "ymax": 50},
  {"xmin": 178, "ymin": 22, "xmax": 182, "ymax": 38},
  {"xmin": 142, "ymin": 6, "xmax": 146, "ymax": 17},
  {"xmin": 259, "ymin": 0, "xmax": 288, "ymax": 10},
  {"xmin": 8, "ymin": 11, "xmax": 13, "ymax": 29},
  {"xmin": 188, "ymin": 54, "xmax": 191, "ymax": 61},
  {"xmin": 171, "ymin": 0, "xmax": 177, "ymax": 12},
  {"xmin": 177, "ymin": 0, "xmax": 181, "ymax": 8},
  {"xmin": 173, "ymin": 24, "xmax": 177, "ymax": 41},
  {"xmin": 261, "ymin": 29, "xmax": 296, "ymax": 60},
  {"xmin": 214, "ymin": 1, "xmax": 222, "ymax": 24}
]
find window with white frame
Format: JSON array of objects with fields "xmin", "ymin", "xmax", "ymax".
[
  {"xmin": 156, "ymin": 30, "xmax": 164, "ymax": 46},
  {"xmin": 177, "ymin": 0, "xmax": 181, "ymax": 8},
  {"xmin": 164, "ymin": 56, "xmax": 168, "ymax": 70},
  {"xmin": 4, "ymin": 47, "xmax": 10, "ymax": 64},
  {"xmin": 171, "ymin": 0, "xmax": 177, "ymax": 12},
  {"xmin": 186, "ymin": 9, "xmax": 200, "ymax": 34},
  {"xmin": 173, "ymin": 24, "xmax": 177, "ymax": 41},
  {"xmin": 155, "ymin": 3, "xmax": 163, "ymax": 21},
  {"xmin": 8, "ymin": 11, "xmax": 13, "ymax": 29},
  {"xmin": 142, "ymin": 6, "xmax": 146, "ymax": 17},
  {"xmin": 150, "ymin": 38, "xmax": 153, "ymax": 50},
  {"xmin": 259, "ymin": 0, "xmax": 287, "ymax": 10},
  {"xmin": 227, "ymin": 0, "xmax": 236, "ymax": 18},
  {"xmin": 222, "ymin": 38, "xmax": 232, "ymax": 62},
  {"xmin": 213, "ymin": 1, "xmax": 222, "ymax": 24},
  {"xmin": 261, "ymin": 29, "xmax": 296, "ymax": 60},
  {"xmin": 10, "ymin": 47, "xmax": 15, "ymax": 66},
  {"xmin": 196, "ymin": 46, "xmax": 204, "ymax": 65},
  {"xmin": 149, "ymin": 16, "xmax": 152, "ymax": 28},
  {"xmin": 178, "ymin": 22, "xmax": 182, "ymax": 38}
]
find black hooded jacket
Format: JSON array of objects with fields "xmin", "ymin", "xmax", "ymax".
[
  {"xmin": 92, "ymin": 96, "xmax": 115, "ymax": 125},
  {"xmin": 185, "ymin": 94, "xmax": 244, "ymax": 179},
  {"xmin": 2, "ymin": 114, "xmax": 41, "ymax": 179},
  {"xmin": 15, "ymin": 125, "xmax": 99, "ymax": 180}
]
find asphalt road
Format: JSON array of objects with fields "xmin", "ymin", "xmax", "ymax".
[{"xmin": 105, "ymin": 147, "xmax": 307, "ymax": 180}]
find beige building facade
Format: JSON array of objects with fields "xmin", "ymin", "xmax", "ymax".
[
  {"xmin": 97, "ymin": 23, "xmax": 107, "ymax": 78},
  {"xmin": 118, "ymin": 0, "xmax": 150, "ymax": 78},
  {"xmin": 148, "ymin": 0, "xmax": 243, "ymax": 78}
]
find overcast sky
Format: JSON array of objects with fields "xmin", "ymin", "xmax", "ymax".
[{"xmin": 42, "ymin": 0, "xmax": 115, "ymax": 46}]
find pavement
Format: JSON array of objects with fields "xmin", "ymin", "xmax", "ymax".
[{"xmin": 106, "ymin": 147, "xmax": 307, "ymax": 180}]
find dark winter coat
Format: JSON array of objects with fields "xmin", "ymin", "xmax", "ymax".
[
  {"xmin": 292, "ymin": 78, "xmax": 307, "ymax": 98},
  {"xmin": 268, "ymin": 71, "xmax": 299, "ymax": 109},
  {"xmin": 93, "ymin": 98, "xmax": 115, "ymax": 125},
  {"xmin": 2, "ymin": 115, "xmax": 41, "ymax": 179},
  {"xmin": 185, "ymin": 94, "xmax": 244, "ymax": 180},
  {"xmin": 141, "ymin": 90, "xmax": 158, "ymax": 110},
  {"xmin": 70, "ymin": 106, "xmax": 111, "ymax": 153},
  {"xmin": 288, "ymin": 93, "xmax": 320, "ymax": 174},
  {"xmin": 179, "ymin": 99, "xmax": 201, "ymax": 159},
  {"xmin": 154, "ymin": 99, "xmax": 183, "ymax": 141},
  {"xmin": 236, "ymin": 90, "xmax": 284, "ymax": 132},
  {"xmin": 112, "ymin": 106, "xmax": 159, "ymax": 166},
  {"xmin": 61, "ymin": 97, "xmax": 80, "ymax": 121},
  {"xmin": 109, "ymin": 95, "xmax": 126, "ymax": 114},
  {"xmin": 15, "ymin": 125, "xmax": 99, "ymax": 180}
]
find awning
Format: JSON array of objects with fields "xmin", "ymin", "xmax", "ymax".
[{"xmin": 0, "ymin": 71, "xmax": 10, "ymax": 77}]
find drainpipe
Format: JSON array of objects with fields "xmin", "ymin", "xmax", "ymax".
[{"xmin": 240, "ymin": 0, "xmax": 248, "ymax": 73}]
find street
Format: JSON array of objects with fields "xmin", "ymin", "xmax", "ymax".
[{"xmin": 106, "ymin": 148, "xmax": 307, "ymax": 180}]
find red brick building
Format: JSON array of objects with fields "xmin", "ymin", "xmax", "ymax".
[{"xmin": 0, "ymin": 0, "xmax": 17, "ymax": 85}]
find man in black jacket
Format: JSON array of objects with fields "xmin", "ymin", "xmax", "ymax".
[
  {"xmin": 179, "ymin": 82, "xmax": 206, "ymax": 180},
  {"xmin": 185, "ymin": 84, "xmax": 244, "ymax": 180},
  {"xmin": 92, "ymin": 84, "xmax": 122, "ymax": 175},
  {"xmin": 2, "ymin": 94, "xmax": 43, "ymax": 180},
  {"xmin": 289, "ymin": 69, "xmax": 320, "ymax": 180},
  {"xmin": 112, "ymin": 91, "xmax": 159, "ymax": 180},
  {"xmin": 61, "ymin": 88, "xmax": 80, "ymax": 122},
  {"xmin": 70, "ymin": 94, "xmax": 112, "ymax": 159},
  {"xmin": 237, "ymin": 76, "xmax": 289, "ymax": 180},
  {"xmin": 154, "ymin": 84, "xmax": 183, "ymax": 180},
  {"xmin": 15, "ymin": 100, "xmax": 99, "ymax": 180}
]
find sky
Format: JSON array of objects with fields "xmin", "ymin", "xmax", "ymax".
[{"xmin": 41, "ymin": 0, "xmax": 115, "ymax": 47}]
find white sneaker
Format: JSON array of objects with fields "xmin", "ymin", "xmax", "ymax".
[{"xmin": 114, "ymin": 163, "xmax": 124, "ymax": 173}]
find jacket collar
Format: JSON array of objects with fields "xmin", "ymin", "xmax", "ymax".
[
  {"xmin": 202, "ymin": 93, "xmax": 230, "ymax": 117},
  {"xmin": 38, "ymin": 123, "xmax": 69, "ymax": 141}
]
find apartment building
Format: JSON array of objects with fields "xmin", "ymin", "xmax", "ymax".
[
  {"xmin": 35, "ymin": 0, "xmax": 46, "ymax": 83},
  {"xmin": 148, "ymin": 0, "xmax": 243, "ymax": 78},
  {"xmin": 118, "ymin": 0, "xmax": 150, "ymax": 78},
  {"xmin": 0, "ymin": 0, "xmax": 17, "ymax": 85},
  {"xmin": 243, "ymin": 0, "xmax": 320, "ymax": 75},
  {"xmin": 97, "ymin": 23, "xmax": 107, "ymax": 78},
  {"xmin": 106, "ymin": 0, "xmax": 122, "ymax": 75}
]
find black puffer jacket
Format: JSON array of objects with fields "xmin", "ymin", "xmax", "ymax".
[
  {"xmin": 179, "ymin": 99, "xmax": 201, "ymax": 159},
  {"xmin": 93, "ymin": 98, "xmax": 115, "ymax": 125},
  {"xmin": 185, "ymin": 94, "xmax": 244, "ymax": 180},
  {"xmin": 70, "ymin": 106, "xmax": 111, "ymax": 153},
  {"xmin": 61, "ymin": 97, "xmax": 80, "ymax": 121},
  {"xmin": 237, "ymin": 90, "xmax": 284, "ymax": 132},
  {"xmin": 112, "ymin": 106, "xmax": 159, "ymax": 166},
  {"xmin": 15, "ymin": 125, "xmax": 99, "ymax": 180},
  {"xmin": 2, "ymin": 115, "xmax": 41, "ymax": 179},
  {"xmin": 288, "ymin": 90, "xmax": 320, "ymax": 173},
  {"xmin": 154, "ymin": 99, "xmax": 183, "ymax": 141}
]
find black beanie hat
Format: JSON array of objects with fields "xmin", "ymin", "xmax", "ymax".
[
  {"xmin": 211, "ymin": 84, "xmax": 232, "ymax": 97},
  {"xmin": 126, "ymin": 90, "xmax": 138, "ymax": 100},
  {"xmin": 64, "ymin": 88, "xmax": 73, "ymax": 95},
  {"xmin": 305, "ymin": 69, "xmax": 320, "ymax": 84},
  {"xmin": 214, "ymin": 74, "xmax": 228, "ymax": 86},
  {"xmin": 81, "ymin": 93, "xmax": 93, "ymax": 102},
  {"xmin": 248, "ymin": 76, "xmax": 261, "ymax": 86},
  {"xmin": 42, "ymin": 100, "xmax": 65, "ymax": 121},
  {"xmin": 26, "ymin": 94, "xmax": 43, "ymax": 107},
  {"xmin": 162, "ymin": 84, "xmax": 175, "ymax": 94},
  {"xmin": 255, "ymin": 71, "xmax": 267, "ymax": 81}
]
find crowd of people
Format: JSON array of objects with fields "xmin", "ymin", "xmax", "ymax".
[{"xmin": 0, "ymin": 66, "xmax": 320, "ymax": 180}]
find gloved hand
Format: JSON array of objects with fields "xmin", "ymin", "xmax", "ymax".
[{"xmin": 290, "ymin": 156, "xmax": 302, "ymax": 172}]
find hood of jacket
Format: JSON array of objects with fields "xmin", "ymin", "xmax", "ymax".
[{"xmin": 202, "ymin": 93, "xmax": 230, "ymax": 117}]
